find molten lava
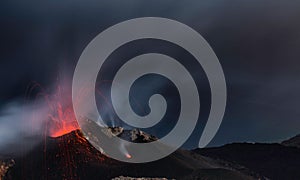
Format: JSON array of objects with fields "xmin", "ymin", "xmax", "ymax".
[
  {"xmin": 48, "ymin": 102, "xmax": 80, "ymax": 137},
  {"xmin": 30, "ymin": 78, "xmax": 110, "ymax": 138},
  {"xmin": 46, "ymin": 85, "xmax": 80, "ymax": 138},
  {"xmin": 125, "ymin": 153, "xmax": 132, "ymax": 159}
]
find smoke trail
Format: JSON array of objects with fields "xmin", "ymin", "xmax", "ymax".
[
  {"xmin": 0, "ymin": 73, "xmax": 80, "ymax": 156},
  {"xmin": 0, "ymin": 99, "xmax": 48, "ymax": 157}
]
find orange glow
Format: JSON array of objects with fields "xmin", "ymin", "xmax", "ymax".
[
  {"xmin": 125, "ymin": 153, "xmax": 132, "ymax": 159},
  {"xmin": 39, "ymin": 79, "xmax": 111, "ymax": 138},
  {"xmin": 48, "ymin": 102, "xmax": 80, "ymax": 137},
  {"xmin": 47, "ymin": 85, "xmax": 80, "ymax": 137}
]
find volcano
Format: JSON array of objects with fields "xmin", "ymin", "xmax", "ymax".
[{"xmin": 4, "ymin": 128, "xmax": 257, "ymax": 180}]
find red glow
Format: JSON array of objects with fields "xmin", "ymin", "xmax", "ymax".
[
  {"xmin": 31, "ymin": 78, "xmax": 112, "ymax": 138},
  {"xmin": 47, "ymin": 85, "xmax": 80, "ymax": 137},
  {"xmin": 48, "ymin": 102, "xmax": 80, "ymax": 137}
]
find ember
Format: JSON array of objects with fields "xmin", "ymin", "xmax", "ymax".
[
  {"xmin": 47, "ymin": 85, "xmax": 80, "ymax": 137},
  {"xmin": 48, "ymin": 102, "xmax": 79, "ymax": 137},
  {"xmin": 125, "ymin": 154, "xmax": 132, "ymax": 159}
]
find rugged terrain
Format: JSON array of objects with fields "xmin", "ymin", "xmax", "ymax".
[
  {"xmin": 281, "ymin": 134, "xmax": 300, "ymax": 148},
  {"xmin": 195, "ymin": 134, "xmax": 300, "ymax": 180},
  {"xmin": 3, "ymin": 128, "xmax": 255, "ymax": 180}
]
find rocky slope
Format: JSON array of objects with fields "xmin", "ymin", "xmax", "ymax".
[
  {"xmin": 4, "ymin": 128, "xmax": 255, "ymax": 180},
  {"xmin": 195, "ymin": 142, "xmax": 300, "ymax": 180},
  {"xmin": 281, "ymin": 134, "xmax": 300, "ymax": 148}
]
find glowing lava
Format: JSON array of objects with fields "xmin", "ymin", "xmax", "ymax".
[
  {"xmin": 46, "ymin": 85, "xmax": 80, "ymax": 138},
  {"xmin": 125, "ymin": 153, "xmax": 132, "ymax": 159},
  {"xmin": 48, "ymin": 102, "xmax": 80, "ymax": 137}
]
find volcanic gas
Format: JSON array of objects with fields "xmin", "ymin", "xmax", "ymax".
[
  {"xmin": 45, "ymin": 85, "xmax": 80, "ymax": 138},
  {"xmin": 48, "ymin": 102, "xmax": 79, "ymax": 137}
]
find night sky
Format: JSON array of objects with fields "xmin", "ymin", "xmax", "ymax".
[{"xmin": 1, "ymin": 0, "xmax": 300, "ymax": 149}]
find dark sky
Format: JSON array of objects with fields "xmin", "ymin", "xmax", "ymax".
[{"xmin": 1, "ymin": 0, "xmax": 300, "ymax": 149}]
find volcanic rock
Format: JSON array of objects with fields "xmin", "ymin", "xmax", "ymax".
[
  {"xmin": 281, "ymin": 134, "xmax": 300, "ymax": 148},
  {"xmin": 195, "ymin": 142, "xmax": 300, "ymax": 180},
  {"xmin": 112, "ymin": 176, "xmax": 170, "ymax": 180},
  {"xmin": 4, "ymin": 128, "xmax": 256, "ymax": 180},
  {"xmin": 0, "ymin": 159, "xmax": 14, "ymax": 180}
]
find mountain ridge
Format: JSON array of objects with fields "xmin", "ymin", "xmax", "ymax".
[
  {"xmin": 281, "ymin": 134, "xmax": 300, "ymax": 148},
  {"xmin": 195, "ymin": 141, "xmax": 300, "ymax": 180}
]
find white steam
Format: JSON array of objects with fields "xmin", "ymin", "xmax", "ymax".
[{"xmin": 0, "ymin": 99, "xmax": 48, "ymax": 157}]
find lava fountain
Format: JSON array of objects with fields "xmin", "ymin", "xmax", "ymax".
[
  {"xmin": 44, "ymin": 84, "xmax": 80, "ymax": 138},
  {"xmin": 44, "ymin": 80, "xmax": 109, "ymax": 138},
  {"xmin": 28, "ymin": 76, "xmax": 134, "ymax": 160},
  {"xmin": 48, "ymin": 102, "xmax": 79, "ymax": 138}
]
